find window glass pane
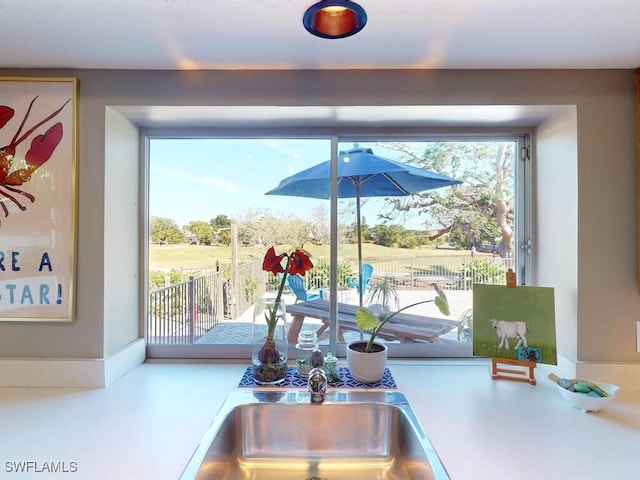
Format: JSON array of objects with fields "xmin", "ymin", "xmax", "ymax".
[
  {"xmin": 147, "ymin": 136, "xmax": 518, "ymax": 358},
  {"xmin": 335, "ymin": 140, "xmax": 516, "ymax": 352},
  {"xmin": 148, "ymin": 138, "xmax": 330, "ymax": 351}
]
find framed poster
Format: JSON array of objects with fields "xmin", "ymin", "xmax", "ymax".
[{"xmin": 0, "ymin": 77, "xmax": 77, "ymax": 322}]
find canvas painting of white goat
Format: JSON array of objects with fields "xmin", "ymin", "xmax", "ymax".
[{"xmin": 473, "ymin": 284, "xmax": 556, "ymax": 365}]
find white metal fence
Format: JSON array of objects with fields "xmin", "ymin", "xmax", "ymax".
[{"xmin": 147, "ymin": 255, "xmax": 513, "ymax": 344}]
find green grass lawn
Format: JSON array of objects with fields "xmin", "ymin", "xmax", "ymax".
[{"xmin": 149, "ymin": 242, "xmax": 472, "ymax": 271}]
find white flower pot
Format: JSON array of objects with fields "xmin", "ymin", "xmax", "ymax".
[{"xmin": 346, "ymin": 340, "xmax": 388, "ymax": 384}]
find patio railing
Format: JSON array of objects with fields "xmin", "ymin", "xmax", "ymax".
[
  {"xmin": 302, "ymin": 255, "xmax": 515, "ymax": 291},
  {"xmin": 147, "ymin": 255, "xmax": 514, "ymax": 345},
  {"xmin": 362, "ymin": 255, "xmax": 515, "ymax": 290},
  {"xmin": 147, "ymin": 272, "xmax": 225, "ymax": 344}
]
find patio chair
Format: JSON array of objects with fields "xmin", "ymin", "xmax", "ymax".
[
  {"xmin": 287, "ymin": 274, "xmax": 322, "ymax": 303},
  {"xmin": 346, "ymin": 263, "xmax": 374, "ymax": 293}
]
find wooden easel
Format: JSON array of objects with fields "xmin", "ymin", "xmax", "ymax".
[
  {"xmin": 490, "ymin": 269, "xmax": 537, "ymax": 385},
  {"xmin": 490, "ymin": 357, "xmax": 537, "ymax": 385}
]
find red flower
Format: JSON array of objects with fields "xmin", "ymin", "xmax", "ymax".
[
  {"xmin": 288, "ymin": 249, "xmax": 314, "ymax": 276},
  {"xmin": 260, "ymin": 247, "xmax": 315, "ymax": 342},
  {"xmin": 262, "ymin": 247, "xmax": 314, "ymax": 277},
  {"xmin": 262, "ymin": 247, "xmax": 285, "ymax": 275}
]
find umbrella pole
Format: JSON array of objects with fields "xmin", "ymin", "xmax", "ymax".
[{"xmin": 356, "ymin": 182, "xmax": 363, "ymax": 308}]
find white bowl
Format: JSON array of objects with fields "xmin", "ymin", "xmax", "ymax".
[{"xmin": 555, "ymin": 380, "xmax": 620, "ymax": 412}]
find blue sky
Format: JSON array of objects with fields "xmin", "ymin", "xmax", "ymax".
[{"xmin": 149, "ymin": 139, "xmax": 427, "ymax": 230}]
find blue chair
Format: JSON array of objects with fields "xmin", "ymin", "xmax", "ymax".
[
  {"xmin": 287, "ymin": 274, "xmax": 322, "ymax": 303},
  {"xmin": 347, "ymin": 263, "xmax": 374, "ymax": 293}
]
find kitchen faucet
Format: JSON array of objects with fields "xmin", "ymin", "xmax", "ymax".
[{"xmin": 308, "ymin": 348, "xmax": 327, "ymax": 403}]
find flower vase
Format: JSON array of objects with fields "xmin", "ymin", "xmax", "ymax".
[{"xmin": 251, "ymin": 298, "xmax": 288, "ymax": 385}]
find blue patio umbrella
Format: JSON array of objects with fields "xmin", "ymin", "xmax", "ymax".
[{"xmin": 266, "ymin": 147, "xmax": 461, "ymax": 306}]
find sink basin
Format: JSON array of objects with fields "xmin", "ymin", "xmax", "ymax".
[{"xmin": 180, "ymin": 390, "xmax": 449, "ymax": 480}]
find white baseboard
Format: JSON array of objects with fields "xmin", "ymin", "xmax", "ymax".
[
  {"xmin": 0, "ymin": 339, "xmax": 145, "ymax": 388},
  {"xmin": 543, "ymin": 354, "xmax": 640, "ymax": 390},
  {"xmin": 104, "ymin": 339, "xmax": 146, "ymax": 386}
]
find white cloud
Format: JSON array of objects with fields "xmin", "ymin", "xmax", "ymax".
[{"xmin": 151, "ymin": 166, "xmax": 239, "ymax": 193}]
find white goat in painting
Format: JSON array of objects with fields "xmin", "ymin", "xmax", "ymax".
[{"xmin": 489, "ymin": 319, "xmax": 529, "ymax": 349}]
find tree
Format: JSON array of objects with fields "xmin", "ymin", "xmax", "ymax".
[
  {"xmin": 343, "ymin": 215, "xmax": 373, "ymax": 245},
  {"xmin": 380, "ymin": 142, "xmax": 515, "ymax": 258},
  {"xmin": 237, "ymin": 209, "xmax": 281, "ymax": 249},
  {"xmin": 308, "ymin": 205, "xmax": 329, "ymax": 245},
  {"xmin": 150, "ymin": 217, "xmax": 185, "ymax": 244},
  {"xmin": 281, "ymin": 216, "xmax": 312, "ymax": 248},
  {"xmin": 210, "ymin": 214, "xmax": 233, "ymax": 245},
  {"xmin": 236, "ymin": 208, "xmax": 312, "ymax": 251},
  {"xmin": 185, "ymin": 220, "xmax": 213, "ymax": 245},
  {"xmin": 372, "ymin": 224, "xmax": 405, "ymax": 248}
]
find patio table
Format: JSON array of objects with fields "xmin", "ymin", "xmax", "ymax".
[{"xmin": 286, "ymin": 299, "xmax": 460, "ymax": 344}]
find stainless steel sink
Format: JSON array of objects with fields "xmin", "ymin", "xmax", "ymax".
[{"xmin": 180, "ymin": 390, "xmax": 449, "ymax": 480}]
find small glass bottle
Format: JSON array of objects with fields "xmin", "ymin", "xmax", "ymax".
[
  {"xmin": 323, "ymin": 352, "xmax": 339, "ymax": 384},
  {"xmin": 295, "ymin": 330, "xmax": 318, "ymax": 378}
]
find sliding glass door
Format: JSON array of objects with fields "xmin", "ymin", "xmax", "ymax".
[{"xmin": 146, "ymin": 134, "xmax": 525, "ymax": 359}]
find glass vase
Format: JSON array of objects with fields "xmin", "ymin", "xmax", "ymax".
[{"xmin": 251, "ymin": 298, "xmax": 288, "ymax": 385}]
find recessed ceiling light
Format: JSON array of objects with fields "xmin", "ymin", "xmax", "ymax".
[{"xmin": 303, "ymin": 0, "xmax": 367, "ymax": 39}]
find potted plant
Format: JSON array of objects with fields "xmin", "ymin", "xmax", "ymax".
[
  {"xmin": 252, "ymin": 246, "xmax": 313, "ymax": 384},
  {"xmin": 347, "ymin": 283, "xmax": 451, "ymax": 383},
  {"xmin": 365, "ymin": 276, "xmax": 400, "ymax": 317}
]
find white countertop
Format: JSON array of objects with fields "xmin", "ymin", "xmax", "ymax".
[{"xmin": 1, "ymin": 360, "xmax": 638, "ymax": 480}]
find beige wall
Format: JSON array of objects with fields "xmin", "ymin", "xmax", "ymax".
[
  {"xmin": 0, "ymin": 69, "xmax": 637, "ymax": 371},
  {"xmin": 534, "ymin": 107, "xmax": 579, "ymax": 360},
  {"xmin": 574, "ymin": 74, "xmax": 639, "ymax": 362},
  {"xmin": 104, "ymin": 109, "xmax": 141, "ymax": 356}
]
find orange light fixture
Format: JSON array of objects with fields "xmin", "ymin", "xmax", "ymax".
[{"xmin": 303, "ymin": 1, "xmax": 367, "ymax": 39}]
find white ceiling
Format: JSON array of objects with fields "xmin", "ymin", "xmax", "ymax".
[{"xmin": 4, "ymin": 0, "xmax": 640, "ymax": 71}]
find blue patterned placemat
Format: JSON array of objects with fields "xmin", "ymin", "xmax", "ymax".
[{"xmin": 238, "ymin": 366, "xmax": 396, "ymax": 389}]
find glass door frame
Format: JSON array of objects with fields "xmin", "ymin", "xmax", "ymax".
[{"xmin": 144, "ymin": 128, "xmax": 531, "ymax": 360}]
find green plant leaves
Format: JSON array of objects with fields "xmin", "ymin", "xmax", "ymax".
[
  {"xmin": 356, "ymin": 283, "xmax": 452, "ymax": 350},
  {"xmin": 434, "ymin": 295, "xmax": 450, "ymax": 316},
  {"xmin": 433, "ymin": 283, "xmax": 451, "ymax": 316},
  {"xmin": 356, "ymin": 308, "xmax": 378, "ymax": 331}
]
